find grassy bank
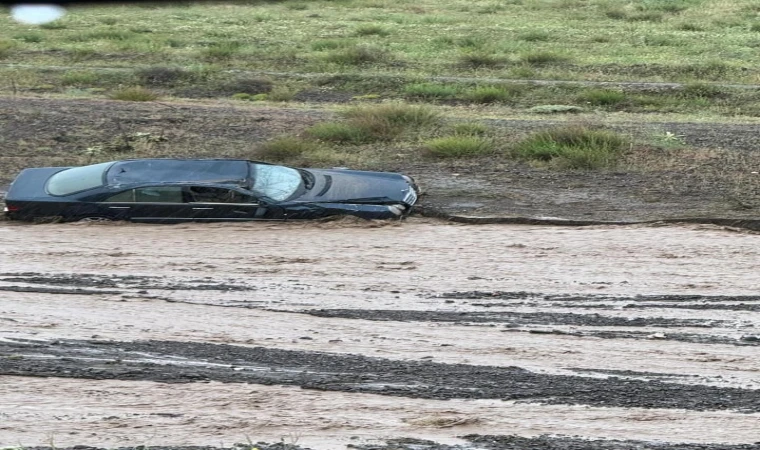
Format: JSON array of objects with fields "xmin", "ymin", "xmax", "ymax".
[{"xmin": 2, "ymin": 0, "xmax": 760, "ymax": 116}]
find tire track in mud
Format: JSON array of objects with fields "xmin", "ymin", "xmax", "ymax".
[{"xmin": 2, "ymin": 337, "xmax": 760, "ymax": 412}]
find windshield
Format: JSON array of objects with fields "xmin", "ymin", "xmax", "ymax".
[
  {"xmin": 251, "ymin": 164, "xmax": 302, "ymax": 201},
  {"xmin": 46, "ymin": 161, "xmax": 114, "ymax": 196}
]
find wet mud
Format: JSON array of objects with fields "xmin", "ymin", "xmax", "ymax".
[
  {"xmin": 2, "ymin": 221, "xmax": 760, "ymax": 449},
  {"xmin": 3, "ymin": 337, "xmax": 760, "ymax": 412}
]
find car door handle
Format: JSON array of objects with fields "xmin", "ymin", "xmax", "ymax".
[
  {"xmin": 109, "ymin": 206, "xmax": 131, "ymax": 209},
  {"xmin": 192, "ymin": 207, "xmax": 214, "ymax": 210}
]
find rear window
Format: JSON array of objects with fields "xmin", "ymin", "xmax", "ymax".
[{"xmin": 46, "ymin": 162, "xmax": 114, "ymax": 196}]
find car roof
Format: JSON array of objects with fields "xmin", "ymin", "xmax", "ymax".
[{"xmin": 106, "ymin": 159, "xmax": 254, "ymax": 187}]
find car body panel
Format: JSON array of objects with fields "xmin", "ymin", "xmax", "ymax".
[{"xmin": 4, "ymin": 159, "xmax": 419, "ymax": 222}]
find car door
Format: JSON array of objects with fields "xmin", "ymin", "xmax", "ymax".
[
  {"xmin": 186, "ymin": 186, "xmax": 279, "ymax": 221},
  {"xmin": 101, "ymin": 186, "xmax": 195, "ymax": 222}
]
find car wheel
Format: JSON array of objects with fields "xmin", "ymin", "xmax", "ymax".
[{"xmin": 78, "ymin": 216, "xmax": 112, "ymax": 223}]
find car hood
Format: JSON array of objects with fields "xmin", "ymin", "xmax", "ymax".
[{"xmin": 294, "ymin": 169, "xmax": 417, "ymax": 205}]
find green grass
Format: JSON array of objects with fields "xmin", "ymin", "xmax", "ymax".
[
  {"xmin": 310, "ymin": 103, "xmax": 440, "ymax": 144},
  {"xmin": 256, "ymin": 137, "xmax": 326, "ymax": 161},
  {"xmin": 353, "ymin": 24, "xmax": 391, "ymax": 37},
  {"xmin": 2, "ymin": 0, "xmax": 760, "ymax": 117},
  {"xmin": 517, "ymin": 30, "xmax": 552, "ymax": 42},
  {"xmin": 458, "ymin": 52, "xmax": 507, "ymax": 68},
  {"xmin": 513, "ymin": 126, "xmax": 628, "ymax": 170},
  {"xmin": 464, "ymin": 86, "xmax": 511, "ymax": 103},
  {"xmin": 342, "ymin": 103, "xmax": 440, "ymax": 129},
  {"xmin": 521, "ymin": 51, "xmax": 571, "ymax": 66},
  {"xmin": 424, "ymin": 135, "xmax": 494, "ymax": 158},
  {"xmin": 0, "ymin": 0, "xmax": 757, "ymax": 85},
  {"xmin": 577, "ymin": 89, "xmax": 627, "ymax": 106},
  {"xmin": 200, "ymin": 41, "xmax": 244, "ymax": 61},
  {"xmin": 308, "ymin": 122, "xmax": 376, "ymax": 144},
  {"xmin": 404, "ymin": 83, "xmax": 460, "ymax": 100},
  {"xmin": 452, "ymin": 122, "xmax": 489, "ymax": 136},
  {"xmin": 324, "ymin": 44, "xmax": 391, "ymax": 66},
  {"xmin": 61, "ymin": 70, "xmax": 99, "ymax": 86},
  {"xmin": 13, "ymin": 33, "xmax": 44, "ymax": 43}
]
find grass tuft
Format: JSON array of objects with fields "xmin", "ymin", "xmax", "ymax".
[
  {"xmin": 200, "ymin": 41, "xmax": 244, "ymax": 61},
  {"xmin": 109, "ymin": 86, "xmax": 160, "ymax": 101},
  {"xmin": 577, "ymin": 88, "xmax": 627, "ymax": 106},
  {"xmin": 464, "ymin": 86, "xmax": 510, "ymax": 103},
  {"xmin": 307, "ymin": 122, "xmax": 375, "ymax": 144},
  {"xmin": 342, "ymin": 103, "xmax": 440, "ymax": 128},
  {"xmin": 13, "ymin": 33, "xmax": 44, "ymax": 43},
  {"xmin": 513, "ymin": 126, "xmax": 627, "ymax": 169},
  {"xmin": 424, "ymin": 136, "xmax": 494, "ymax": 158},
  {"xmin": 309, "ymin": 103, "xmax": 439, "ymax": 143},
  {"xmin": 521, "ymin": 51, "xmax": 570, "ymax": 65},
  {"xmin": 61, "ymin": 70, "xmax": 99, "ymax": 86},
  {"xmin": 354, "ymin": 24, "xmax": 391, "ymax": 37},
  {"xmin": 604, "ymin": 7, "xmax": 627, "ymax": 19},
  {"xmin": 324, "ymin": 45, "xmax": 390, "ymax": 66},
  {"xmin": 680, "ymin": 82, "xmax": 725, "ymax": 98},
  {"xmin": 678, "ymin": 22, "xmax": 705, "ymax": 31},
  {"xmin": 256, "ymin": 137, "xmax": 324, "ymax": 161},
  {"xmin": 404, "ymin": 83, "xmax": 459, "ymax": 100},
  {"xmin": 517, "ymin": 30, "xmax": 552, "ymax": 42},
  {"xmin": 136, "ymin": 66, "xmax": 194, "ymax": 86},
  {"xmin": 452, "ymin": 122, "xmax": 489, "ymax": 136},
  {"xmin": 458, "ymin": 52, "xmax": 506, "ymax": 68}
]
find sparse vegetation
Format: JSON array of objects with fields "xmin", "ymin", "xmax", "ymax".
[
  {"xmin": 458, "ymin": 52, "xmax": 506, "ymax": 68},
  {"xmin": 464, "ymin": 86, "xmax": 510, "ymax": 103},
  {"xmin": 342, "ymin": 103, "xmax": 440, "ymax": 129},
  {"xmin": 109, "ymin": 86, "xmax": 160, "ymax": 101},
  {"xmin": 0, "ymin": 40, "xmax": 15, "ymax": 58},
  {"xmin": 309, "ymin": 103, "xmax": 440, "ymax": 144},
  {"xmin": 200, "ymin": 41, "xmax": 244, "ymax": 61},
  {"xmin": 324, "ymin": 45, "xmax": 391, "ymax": 66},
  {"xmin": 452, "ymin": 122, "xmax": 489, "ymax": 136},
  {"xmin": 513, "ymin": 126, "xmax": 628, "ymax": 169},
  {"xmin": 528, "ymin": 104, "xmax": 584, "ymax": 114},
  {"xmin": 61, "ymin": 70, "xmax": 99, "ymax": 86},
  {"xmin": 517, "ymin": 30, "xmax": 552, "ymax": 42},
  {"xmin": 256, "ymin": 137, "xmax": 325, "ymax": 161},
  {"xmin": 308, "ymin": 122, "xmax": 375, "ymax": 144},
  {"xmin": 424, "ymin": 135, "xmax": 494, "ymax": 158},
  {"xmin": 404, "ymin": 83, "xmax": 459, "ymax": 100},
  {"xmin": 521, "ymin": 51, "xmax": 571, "ymax": 66},
  {"xmin": 577, "ymin": 89, "xmax": 627, "ymax": 106},
  {"xmin": 354, "ymin": 24, "xmax": 390, "ymax": 37}
]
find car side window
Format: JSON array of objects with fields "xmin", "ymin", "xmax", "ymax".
[
  {"xmin": 188, "ymin": 186, "xmax": 254, "ymax": 203},
  {"xmin": 134, "ymin": 187, "xmax": 184, "ymax": 203},
  {"xmin": 104, "ymin": 189, "xmax": 135, "ymax": 202}
]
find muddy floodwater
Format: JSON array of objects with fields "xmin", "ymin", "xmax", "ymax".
[{"xmin": 1, "ymin": 218, "xmax": 760, "ymax": 450}]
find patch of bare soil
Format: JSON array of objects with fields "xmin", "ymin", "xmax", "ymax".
[{"xmin": 1, "ymin": 221, "xmax": 760, "ymax": 449}]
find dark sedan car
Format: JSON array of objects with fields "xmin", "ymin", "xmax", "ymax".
[{"xmin": 3, "ymin": 159, "xmax": 419, "ymax": 222}]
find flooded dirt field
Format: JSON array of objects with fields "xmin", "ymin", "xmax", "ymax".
[{"xmin": 1, "ymin": 219, "xmax": 760, "ymax": 450}]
